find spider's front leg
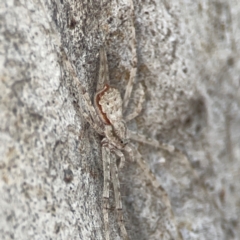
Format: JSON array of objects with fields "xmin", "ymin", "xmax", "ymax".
[
  {"xmin": 81, "ymin": 110, "xmax": 105, "ymax": 136},
  {"xmin": 62, "ymin": 50, "xmax": 105, "ymax": 136},
  {"xmin": 124, "ymin": 83, "xmax": 145, "ymax": 122},
  {"xmin": 122, "ymin": 0, "xmax": 137, "ymax": 110}
]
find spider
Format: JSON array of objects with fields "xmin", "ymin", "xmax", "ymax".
[
  {"xmin": 64, "ymin": 47, "xmax": 177, "ymax": 240},
  {"xmin": 40, "ymin": 0, "xmax": 180, "ymax": 237},
  {"xmin": 36, "ymin": 0, "xmax": 188, "ymax": 234}
]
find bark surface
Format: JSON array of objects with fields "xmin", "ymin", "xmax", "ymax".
[{"xmin": 1, "ymin": 0, "xmax": 240, "ymax": 240}]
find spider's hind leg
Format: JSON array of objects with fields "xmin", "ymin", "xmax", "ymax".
[
  {"xmin": 127, "ymin": 129, "xmax": 175, "ymax": 153},
  {"xmin": 126, "ymin": 143, "xmax": 184, "ymax": 240},
  {"xmin": 102, "ymin": 146, "xmax": 111, "ymax": 240},
  {"xmin": 110, "ymin": 151, "xmax": 129, "ymax": 240}
]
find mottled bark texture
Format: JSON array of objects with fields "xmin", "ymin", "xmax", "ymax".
[{"xmin": 0, "ymin": 0, "xmax": 240, "ymax": 240}]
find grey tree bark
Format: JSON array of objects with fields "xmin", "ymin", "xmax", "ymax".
[{"xmin": 0, "ymin": 0, "xmax": 240, "ymax": 240}]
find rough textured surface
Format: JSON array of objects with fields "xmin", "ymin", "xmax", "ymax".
[{"xmin": 0, "ymin": 0, "xmax": 240, "ymax": 240}]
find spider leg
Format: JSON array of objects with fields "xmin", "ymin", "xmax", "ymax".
[
  {"xmin": 123, "ymin": 61, "xmax": 137, "ymax": 111},
  {"xmin": 80, "ymin": 89, "xmax": 105, "ymax": 135},
  {"xmin": 63, "ymin": 51, "xmax": 104, "ymax": 135},
  {"xmin": 96, "ymin": 46, "xmax": 110, "ymax": 92},
  {"xmin": 127, "ymin": 129, "xmax": 175, "ymax": 153},
  {"xmin": 102, "ymin": 139, "xmax": 126, "ymax": 172},
  {"xmin": 102, "ymin": 146, "xmax": 111, "ymax": 240},
  {"xmin": 126, "ymin": 143, "xmax": 182, "ymax": 239},
  {"xmin": 126, "ymin": 143, "xmax": 173, "ymax": 209},
  {"xmin": 112, "ymin": 148, "xmax": 126, "ymax": 169},
  {"xmin": 82, "ymin": 111, "xmax": 104, "ymax": 136},
  {"xmin": 110, "ymin": 151, "xmax": 129, "ymax": 240},
  {"xmin": 80, "ymin": 89, "xmax": 106, "ymax": 135},
  {"xmin": 123, "ymin": 1, "xmax": 137, "ymax": 110},
  {"xmin": 125, "ymin": 83, "xmax": 145, "ymax": 122}
]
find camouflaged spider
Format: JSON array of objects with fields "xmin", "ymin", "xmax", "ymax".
[{"xmin": 72, "ymin": 47, "xmax": 176, "ymax": 240}]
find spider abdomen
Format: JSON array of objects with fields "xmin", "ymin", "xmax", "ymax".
[{"xmin": 95, "ymin": 85, "xmax": 123, "ymax": 125}]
